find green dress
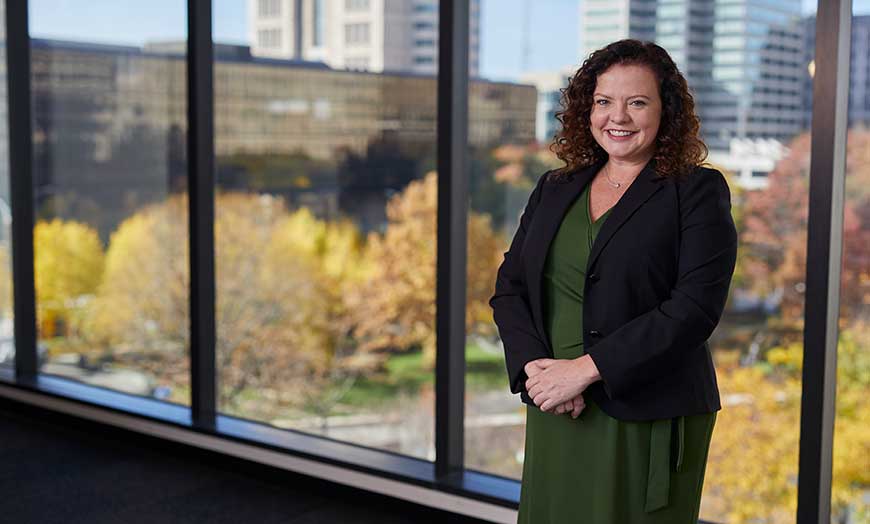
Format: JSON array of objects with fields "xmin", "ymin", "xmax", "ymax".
[{"xmin": 517, "ymin": 183, "xmax": 717, "ymax": 524}]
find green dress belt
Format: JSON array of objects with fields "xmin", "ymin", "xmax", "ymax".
[{"xmin": 645, "ymin": 416, "xmax": 685, "ymax": 512}]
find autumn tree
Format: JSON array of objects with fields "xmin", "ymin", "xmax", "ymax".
[
  {"xmin": 703, "ymin": 322, "xmax": 870, "ymax": 523},
  {"xmin": 81, "ymin": 192, "xmax": 372, "ymax": 412},
  {"xmin": 0, "ymin": 245, "xmax": 12, "ymax": 321},
  {"xmin": 347, "ymin": 170, "xmax": 503, "ymax": 368},
  {"xmin": 33, "ymin": 218, "xmax": 105, "ymax": 339},
  {"xmin": 740, "ymin": 130, "xmax": 870, "ymax": 326}
]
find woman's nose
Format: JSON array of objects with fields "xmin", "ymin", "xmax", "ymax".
[{"xmin": 610, "ymin": 104, "xmax": 630, "ymax": 123}]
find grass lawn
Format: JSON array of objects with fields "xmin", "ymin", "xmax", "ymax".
[{"xmin": 335, "ymin": 341, "xmax": 505, "ymax": 408}]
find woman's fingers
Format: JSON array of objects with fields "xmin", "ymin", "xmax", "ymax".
[{"xmin": 570, "ymin": 395, "xmax": 586, "ymax": 419}]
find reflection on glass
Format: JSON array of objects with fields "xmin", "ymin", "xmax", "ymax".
[
  {"xmin": 466, "ymin": 1, "xmax": 815, "ymax": 522},
  {"xmin": 832, "ymin": 8, "xmax": 870, "ymax": 523},
  {"xmin": 28, "ymin": 2, "xmax": 190, "ymax": 403}
]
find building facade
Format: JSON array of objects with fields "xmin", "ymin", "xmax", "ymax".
[
  {"xmin": 802, "ymin": 14, "xmax": 870, "ymax": 129},
  {"xmin": 580, "ymin": 0, "xmax": 805, "ymax": 153},
  {"xmin": 28, "ymin": 38, "xmax": 533, "ymax": 238},
  {"xmin": 248, "ymin": 0, "xmax": 480, "ymax": 76}
]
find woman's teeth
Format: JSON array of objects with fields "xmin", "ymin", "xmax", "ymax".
[{"xmin": 608, "ymin": 130, "xmax": 634, "ymax": 136}]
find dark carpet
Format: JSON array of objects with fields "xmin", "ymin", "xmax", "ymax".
[{"xmin": 0, "ymin": 397, "xmax": 492, "ymax": 524}]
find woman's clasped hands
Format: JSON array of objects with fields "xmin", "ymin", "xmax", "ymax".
[{"xmin": 524, "ymin": 355, "xmax": 601, "ymax": 418}]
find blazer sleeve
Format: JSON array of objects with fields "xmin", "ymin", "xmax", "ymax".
[
  {"xmin": 489, "ymin": 171, "xmax": 552, "ymax": 396},
  {"xmin": 585, "ymin": 167, "xmax": 738, "ymax": 400}
]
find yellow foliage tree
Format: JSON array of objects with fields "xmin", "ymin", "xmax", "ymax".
[
  {"xmin": 84, "ymin": 196, "xmax": 188, "ymax": 352},
  {"xmin": 256, "ymin": 205, "xmax": 373, "ymax": 415},
  {"xmin": 347, "ymin": 170, "xmax": 503, "ymax": 368},
  {"xmin": 0, "ymin": 244, "xmax": 12, "ymax": 320},
  {"xmin": 83, "ymin": 191, "xmax": 371, "ymax": 411},
  {"xmin": 33, "ymin": 218, "xmax": 105, "ymax": 339},
  {"xmin": 703, "ymin": 323, "xmax": 870, "ymax": 523}
]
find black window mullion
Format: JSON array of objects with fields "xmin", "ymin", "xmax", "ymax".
[
  {"xmin": 797, "ymin": 1, "xmax": 851, "ymax": 522},
  {"xmin": 187, "ymin": 0, "xmax": 217, "ymax": 427},
  {"xmin": 435, "ymin": 0, "xmax": 469, "ymax": 480},
  {"xmin": 5, "ymin": 0, "xmax": 38, "ymax": 382}
]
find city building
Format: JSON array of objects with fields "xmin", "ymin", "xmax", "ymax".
[
  {"xmin": 248, "ymin": 0, "xmax": 480, "ymax": 76},
  {"xmin": 518, "ymin": 68, "xmax": 576, "ymax": 145},
  {"xmin": 802, "ymin": 14, "xmax": 870, "ymax": 129},
  {"xmin": 707, "ymin": 137, "xmax": 789, "ymax": 190},
  {"xmin": 28, "ymin": 37, "xmax": 534, "ymax": 239},
  {"xmin": 579, "ymin": 0, "xmax": 805, "ymax": 157}
]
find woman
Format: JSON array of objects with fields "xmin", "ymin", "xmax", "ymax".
[{"xmin": 489, "ymin": 39, "xmax": 738, "ymax": 523}]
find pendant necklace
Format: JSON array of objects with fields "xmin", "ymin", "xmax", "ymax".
[{"xmin": 604, "ymin": 163, "xmax": 622, "ymax": 188}]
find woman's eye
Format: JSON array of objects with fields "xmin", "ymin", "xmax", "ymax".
[
  {"xmin": 595, "ymin": 99, "xmax": 608, "ymax": 105},
  {"xmin": 631, "ymin": 100, "xmax": 646, "ymax": 107}
]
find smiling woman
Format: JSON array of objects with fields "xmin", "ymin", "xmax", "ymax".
[{"xmin": 490, "ymin": 39, "xmax": 736, "ymax": 524}]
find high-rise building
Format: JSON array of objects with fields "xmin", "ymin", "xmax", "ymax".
[
  {"xmin": 519, "ymin": 69, "xmax": 575, "ymax": 144},
  {"xmin": 579, "ymin": 0, "xmax": 805, "ymax": 153},
  {"xmin": 580, "ymin": 0, "xmax": 656, "ymax": 61},
  {"xmin": 248, "ymin": 0, "xmax": 480, "ymax": 76},
  {"xmin": 802, "ymin": 14, "xmax": 870, "ymax": 129}
]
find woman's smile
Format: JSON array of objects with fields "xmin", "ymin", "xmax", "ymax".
[{"xmin": 605, "ymin": 129, "xmax": 638, "ymax": 140}]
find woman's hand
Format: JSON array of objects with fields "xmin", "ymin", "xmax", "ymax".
[
  {"xmin": 553, "ymin": 394, "xmax": 586, "ymax": 418},
  {"xmin": 525, "ymin": 355, "xmax": 601, "ymax": 412},
  {"xmin": 523, "ymin": 359, "xmax": 559, "ymax": 414}
]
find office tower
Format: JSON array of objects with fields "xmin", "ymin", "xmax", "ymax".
[
  {"xmin": 519, "ymin": 69, "xmax": 576, "ymax": 144},
  {"xmin": 802, "ymin": 14, "xmax": 870, "ymax": 129},
  {"xmin": 579, "ymin": 0, "xmax": 804, "ymax": 153},
  {"xmin": 580, "ymin": 0, "xmax": 656, "ymax": 61},
  {"xmin": 248, "ymin": 0, "xmax": 480, "ymax": 76}
]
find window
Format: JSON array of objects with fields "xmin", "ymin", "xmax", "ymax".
[
  {"xmin": 345, "ymin": 0, "xmax": 369, "ymax": 11},
  {"xmin": 313, "ymin": 0, "xmax": 325, "ymax": 46},
  {"xmin": 27, "ymin": 0, "xmax": 192, "ymax": 403},
  {"xmin": 345, "ymin": 23, "xmax": 370, "ymax": 45},
  {"xmin": 258, "ymin": 28, "xmax": 282, "ymax": 48},
  {"xmin": 413, "ymin": 4, "xmax": 437, "ymax": 13},
  {"xmin": 212, "ymin": 0, "xmax": 440, "ymax": 462},
  {"xmin": 258, "ymin": 0, "xmax": 281, "ymax": 17}
]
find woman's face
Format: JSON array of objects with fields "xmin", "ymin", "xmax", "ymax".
[{"xmin": 589, "ymin": 63, "xmax": 662, "ymax": 164}]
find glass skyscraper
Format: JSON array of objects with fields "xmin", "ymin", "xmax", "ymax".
[{"xmin": 580, "ymin": 0, "xmax": 804, "ymax": 151}]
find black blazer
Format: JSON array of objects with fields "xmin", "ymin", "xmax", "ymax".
[{"xmin": 489, "ymin": 158, "xmax": 738, "ymax": 421}]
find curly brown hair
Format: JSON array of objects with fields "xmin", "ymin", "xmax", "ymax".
[{"xmin": 548, "ymin": 39, "xmax": 708, "ymax": 181}]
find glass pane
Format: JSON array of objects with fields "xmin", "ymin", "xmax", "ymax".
[
  {"xmin": 832, "ymin": 5, "xmax": 870, "ymax": 523},
  {"xmin": 0, "ymin": 2, "xmax": 11, "ymax": 376},
  {"xmin": 468, "ymin": 1, "xmax": 812, "ymax": 522},
  {"xmin": 29, "ymin": 1, "xmax": 189, "ymax": 404},
  {"xmin": 212, "ymin": 0, "xmax": 438, "ymax": 460}
]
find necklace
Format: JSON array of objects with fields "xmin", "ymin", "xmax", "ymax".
[{"xmin": 604, "ymin": 163, "xmax": 622, "ymax": 188}]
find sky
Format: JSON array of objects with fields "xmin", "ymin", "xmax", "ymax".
[{"xmin": 26, "ymin": 0, "xmax": 870, "ymax": 82}]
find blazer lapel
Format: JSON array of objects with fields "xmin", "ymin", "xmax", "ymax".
[
  {"xmin": 587, "ymin": 159, "xmax": 665, "ymax": 271},
  {"xmin": 523, "ymin": 161, "xmax": 601, "ymax": 354},
  {"xmin": 522, "ymin": 158, "xmax": 665, "ymax": 354}
]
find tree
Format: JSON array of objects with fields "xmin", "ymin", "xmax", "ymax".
[
  {"xmin": 347, "ymin": 171, "xmax": 503, "ymax": 368},
  {"xmin": 703, "ymin": 322, "xmax": 870, "ymax": 523},
  {"xmin": 33, "ymin": 218, "xmax": 105, "ymax": 339},
  {"xmin": 81, "ymin": 191, "xmax": 375, "ymax": 413},
  {"xmin": 740, "ymin": 131, "xmax": 870, "ymax": 326}
]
